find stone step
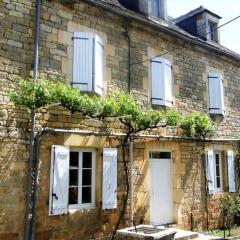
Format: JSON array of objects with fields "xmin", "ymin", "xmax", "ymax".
[
  {"xmin": 195, "ymin": 233, "xmax": 224, "ymax": 240},
  {"xmin": 171, "ymin": 229, "xmax": 199, "ymax": 240}
]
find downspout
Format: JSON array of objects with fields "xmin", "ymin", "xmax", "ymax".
[
  {"xmin": 123, "ymin": 25, "xmax": 131, "ymax": 93},
  {"xmin": 31, "ymin": 129, "xmax": 44, "ymax": 240},
  {"xmin": 24, "ymin": 0, "xmax": 41, "ymax": 240},
  {"xmin": 129, "ymin": 141, "xmax": 134, "ymax": 227}
]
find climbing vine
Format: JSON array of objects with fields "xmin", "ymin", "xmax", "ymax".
[{"xmin": 9, "ymin": 79, "xmax": 215, "ymax": 137}]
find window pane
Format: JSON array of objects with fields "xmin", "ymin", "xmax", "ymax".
[
  {"xmin": 69, "ymin": 187, "xmax": 78, "ymax": 204},
  {"xmin": 216, "ymin": 177, "xmax": 221, "ymax": 188},
  {"xmin": 150, "ymin": 152, "xmax": 171, "ymax": 159},
  {"xmin": 215, "ymin": 154, "xmax": 219, "ymax": 165},
  {"xmin": 70, "ymin": 152, "xmax": 79, "ymax": 167},
  {"xmin": 69, "ymin": 169, "xmax": 78, "ymax": 186},
  {"xmin": 216, "ymin": 165, "xmax": 220, "ymax": 176},
  {"xmin": 82, "ymin": 152, "xmax": 92, "ymax": 168},
  {"xmin": 82, "ymin": 169, "xmax": 92, "ymax": 186},
  {"xmin": 82, "ymin": 187, "xmax": 91, "ymax": 203}
]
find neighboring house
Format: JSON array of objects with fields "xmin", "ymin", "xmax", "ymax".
[{"xmin": 0, "ymin": 0, "xmax": 240, "ymax": 239}]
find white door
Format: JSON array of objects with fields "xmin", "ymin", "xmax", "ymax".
[{"xmin": 150, "ymin": 152, "xmax": 173, "ymax": 225}]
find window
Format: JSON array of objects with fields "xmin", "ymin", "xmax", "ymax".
[
  {"xmin": 49, "ymin": 146, "xmax": 118, "ymax": 215},
  {"xmin": 206, "ymin": 150, "xmax": 237, "ymax": 194},
  {"xmin": 151, "ymin": 57, "xmax": 173, "ymax": 107},
  {"xmin": 207, "ymin": 21, "xmax": 217, "ymax": 41},
  {"xmin": 72, "ymin": 32, "xmax": 104, "ymax": 95},
  {"xmin": 206, "ymin": 150, "xmax": 223, "ymax": 194},
  {"xmin": 49, "ymin": 146, "xmax": 96, "ymax": 216},
  {"xmin": 149, "ymin": 151, "xmax": 171, "ymax": 159},
  {"xmin": 68, "ymin": 149, "xmax": 96, "ymax": 209},
  {"xmin": 214, "ymin": 152, "xmax": 223, "ymax": 191},
  {"xmin": 208, "ymin": 72, "xmax": 225, "ymax": 115}
]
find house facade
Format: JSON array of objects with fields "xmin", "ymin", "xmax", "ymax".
[{"xmin": 0, "ymin": 0, "xmax": 240, "ymax": 239}]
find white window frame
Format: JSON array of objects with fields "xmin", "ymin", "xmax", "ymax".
[
  {"xmin": 68, "ymin": 148, "xmax": 96, "ymax": 210},
  {"xmin": 213, "ymin": 151, "xmax": 223, "ymax": 192}
]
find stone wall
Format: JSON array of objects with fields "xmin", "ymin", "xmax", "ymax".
[{"xmin": 0, "ymin": 0, "xmax": 240, "ymax": 239}]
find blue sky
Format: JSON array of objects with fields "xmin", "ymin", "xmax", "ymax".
[{"xmin": 168, "ymin": 0, "xmax": 240, "ymax": 53}]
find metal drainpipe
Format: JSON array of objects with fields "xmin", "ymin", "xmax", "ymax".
[
  {"xmin": 129, "ymin": 141, "xmax": 134, "ymax": 227},
  {"xmin": 24, "ymin": 0, "xmax": 41, "ymax": 240},
  {"xmin": 31, "ymin": 129, "xmax": 45, "ymax": 240},
  {"xmin": 123, "ymin": 25, "xmax": 131, "ymax": 93}
]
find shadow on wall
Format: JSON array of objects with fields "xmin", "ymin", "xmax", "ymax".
[{"xmin": 0, "ymin": 113, "xmax": 30, "ymax": 239}]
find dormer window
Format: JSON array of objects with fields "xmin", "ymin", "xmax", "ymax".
[
  {"xmin": 174, "ymin": 6, "xmax": 221, "ymax": 43},
  {"xmin": 207, "ymin": 21, "xmax": 217, "ymax": 41},
  {"xmin": 207, "ymin": 22, "xmax": 216, "ymax": 40}
]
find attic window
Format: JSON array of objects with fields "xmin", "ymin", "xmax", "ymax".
[{"xmin": 207, "ymin": 21, "xmax": 217, "ymax": 41}]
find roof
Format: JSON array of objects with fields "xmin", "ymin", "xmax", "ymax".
[
  {"xmin": 174, "ymin": 6, "xmax": 222, "ymax": 23},
  {"xmin": 83, "ymin": 0, "xmax": 240, "ymax": 61}
]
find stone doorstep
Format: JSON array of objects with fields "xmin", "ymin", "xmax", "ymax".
[
  {"xmin": 225, "ymin": 236, "xmax": 240, "ymax": 240},
  {"xmin": 172, "ymin": 229, "xmax": 199, "ymax": 240},
  {"xmin": 173, "ymin": 229, "xmax": 224, "ymax": 240},
  {"xmin": 194, "ymin": 233, "xmax": 224, "ymax": 240}
]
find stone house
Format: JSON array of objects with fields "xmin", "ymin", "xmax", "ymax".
[{"xmin": 0, "ymin": 0, "xmax": 240, "ymax": 239}]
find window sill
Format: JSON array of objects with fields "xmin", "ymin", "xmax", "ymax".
[
  {"xmin": 214, "ymin": 190, "xmax": 224, "ymax": 194},
  {"xmin": 68, "ymin": 205, "xmax": 96, "ymax": 213}
]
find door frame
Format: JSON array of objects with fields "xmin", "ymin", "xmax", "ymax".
[{"xmin": 149, "ymin": 150, "xmax": 173, "ymax": 225}]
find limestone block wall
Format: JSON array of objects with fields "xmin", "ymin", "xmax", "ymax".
[{"xmin": 0, "ymin": 0, "xmax": 240, "ymax": 239}]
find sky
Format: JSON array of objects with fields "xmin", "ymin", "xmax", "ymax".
[{"xmin": 167, "ymin": 0, "xmax": 240, "ymax": 53}]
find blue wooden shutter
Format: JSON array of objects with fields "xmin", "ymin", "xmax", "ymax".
[
  {"xmin": 152, "ymin": 58, "xmax": 173, "ymax": 107},
  {"xmin": 73, "ymin": 32, "xmax": 94, "ymax": 92},
  {"xmin": 151, "ymin": 58, "xmax": 165, "ymax": 105},
  {"xmin": 49, "ymin": 145, "xmax": 70, "ymax": 215},
  {"xmin": 227, "ymin": 150, "xmax": 236, "ymax": 192},
  {"xmin": 164, "ymin": 59, "xmax": 173, "ymax": 107},
  {"xmin": 206, "ymin": 150, "xmax": 215, "ymax": 194},
  {"xmin": 102, "ymin": 148, "xmax": 117, "ymax": 209},
  {"xmin": 208, "ymin": 73, "xmax": 224, "ymax": 115},
  {"xmin": 94, "ymin": 35, "xmax": 104, "ymax": 95}
]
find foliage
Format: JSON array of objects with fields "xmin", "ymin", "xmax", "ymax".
[
  {"xmin": 9, "ymin": 79, "xmax": 215, "ymax": 138},
  {"xmin": 219, "ymin": 195, "xmax": 240, "ymax": 236},
  {"xmin": 9, "ymin": 80, "xmax": 54, "ymax": 110},
  {"xmin": 220, "ymin": 195, "xmax": 239, "ymax": 217},
  {"xmin": 180, "ymin": 112, "xmax": 215, "ymax": 138}
]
